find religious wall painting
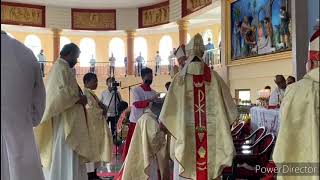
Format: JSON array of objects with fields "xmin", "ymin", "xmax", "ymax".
[
  {"xmin": 182, "ymin": 0, "xmax": 212, "ymax": 17},
  {"xmin": 139, "ymin": 1, "xmax": 169, "ymax": 28},
  {"xmin": 72, "ymin": 9, "xmax": 116, "ymax": 31},
  {"xmin": 230, "ymin": 0, "xmax": 292, "ymax": 60},
  {"xmin": 1, "ymin": 2, "xmax": 45, "ymax": 27}
]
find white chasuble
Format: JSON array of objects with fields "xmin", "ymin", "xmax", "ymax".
[
  {"xmin": 160, "ymin": 58, "xmax": 238, "ymax": 180},
  {"xmin": 122, "ymin": 110, "xmax": 170, "ymax": 180},
  {"xmin": 273, "ymin": 68, "xmax": 319, "ymax": 180},
  {"xmin": 34, "ymin": 58, "xmax": 92, "ymax": 180}
]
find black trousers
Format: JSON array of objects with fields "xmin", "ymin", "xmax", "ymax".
[{"xmin": 107, "ymin": 116, "xmax": 117, "ymax": 142}]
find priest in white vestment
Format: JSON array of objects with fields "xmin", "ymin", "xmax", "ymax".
[
  {"xmin": 82, "ymin": 73, "xmax": 113, "ymax": 177},
  {"xmin": 273, "ymin": 28, "xmax": 320, "ymax": 180},
  {"xmin": 121, "ymin": 101, "xmax": 170, "ymax": 180},
  {"xmin": 34, "ymin": 43, "xmax": 92, "ymax": 180},
  {"xmin": 1, "ymin": 30, "xmax": 46, "ymax": 180},
  {"xmin": 160, "ymin": 34, "xmax": 238, "ymax": 180}
]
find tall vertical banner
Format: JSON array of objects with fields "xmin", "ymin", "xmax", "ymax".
[
  {"xmin": 182, "ymin": 0, "xmax": 212, "ymax": 17},
  {"xmin": 72, "ymin": 9, "xmax": 116, "ymax": 31},
  {"xmin": 139, "ymin": 1, "xmax": 169, "ymax": 28},
  {"xmin": 1, "ymin": 2, "xmax": 45, "ymax": 27}
]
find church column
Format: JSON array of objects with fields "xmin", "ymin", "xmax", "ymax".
[
  {"xmin": 177, "ymin": 20, "xmax": 190, "ymax": 45},
  {"xmin": 126, "ymin": 30, "xmax": 135, "ymax": 75},
  {"xmin": 220, "ymin": 0, "xmax": 229, "ymax": 85},
  {"xmin": 291, "ymin": 0, "xmax": 309, "ymax": 80},
  {"xmin": 52, "ymin": 28, "xmax": 62, "ymax": 62}
]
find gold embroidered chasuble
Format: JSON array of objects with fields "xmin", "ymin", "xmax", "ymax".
[
  {"xmin": 159, "ymin": 58, "xmax": 238, "ymax": 179},
  {"xmin": 83, "ymin": 88, "xmax": 113, "ymax": 162},
  {"xmin": 122, "ymin": 110, "xmax": 170, "ymax": 180},
  {"xmin": 34, "ymin": 58, "xmax": 92, "ymax": 168}
]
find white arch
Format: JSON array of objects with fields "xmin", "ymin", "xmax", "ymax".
[
  {"xmin": 203, "ymin": 29, "xmax": 213, "ymax": 45},
  {"xmin": 109, "ymin": 37, "xmax": 125, "ymax": 67},
  {"xmin": 79, "ymin": 38, "xmax": 96, "ymax": 67},
  {"xmin": 60, "ymin": 36, "xmax": 71, "ymax": 51},
  {"xmin": 159, "ymin": 35, "xmax": 173, "ymax": 65},
  {"xmin": 24, "ymin": 34, "xmax": 42, "ymax": 56},
  {"xmin": 134, "ymin": 37, "xmax": 148, "ymax": 64}
]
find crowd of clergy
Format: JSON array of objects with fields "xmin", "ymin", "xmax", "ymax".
[{"xmin": 1, "ymin": 28, "xmax": 319, "ymax": 180}]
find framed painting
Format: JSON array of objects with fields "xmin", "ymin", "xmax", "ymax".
[
  {"xmin": 1, "ymin": 2, "xmax": 45, "ymax": 27},
  {"xmin": 139, "ymin": 1, "xmax": 169, "ymax": 28},
  {"xmin": 72, "ymin": 9, "xmax": 116, "ymax": 31},
  {"xmin": 182, "ymin": 0, "xmax": 212, "ymax": 17},
  {"xmin": 228, "ymin": 0, "xmax": 292, "ymax": 62}
]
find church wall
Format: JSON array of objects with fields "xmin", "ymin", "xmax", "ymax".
[
  {"xmin": 4, "ymin": 24, "xmax": 221, "ymax": 63},
  {"xmin": 228, "ymin": 59, "xmax": 293, "ymax": 103},
  {"xmin": 8, "ymin": 31, "xmax": 54, "ymax": 63}
]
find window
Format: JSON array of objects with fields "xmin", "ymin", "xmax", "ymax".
[
  {"xmin": 187, "ymin": 33, "xmax": 191, "ymax": 43},
  {"xmin": 24, "ymin": 34, "xmax": 41, "ymax": 56},
  {"xmin": 134, "ymin": 37, "xmax": 148, "ymax": 65},
  {"xmin": 235, "ymin": 89, "xmax": 251, "ymax": 105},
  {"xmin": 202, "ymin": 30, "xmax": 213, "ymax": 45},
  {"xmin": 109, "ymin": 37, "xmax": 125, "ymax": 67},
  {"xmin": 159, "ymin": 35, "xmax": 173, "ymax": 65},
  {"xmin": 79, "ymin": 38, "xmax": 96, "ymax": 67},
  {"xmin": 60, "ymin": 36, "xmax": 71, "ymax": 51}
]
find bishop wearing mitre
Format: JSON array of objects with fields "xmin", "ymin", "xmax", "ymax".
[{"xmin": 159, "ymin": 34, "xmax": 238, "ymax": 180}]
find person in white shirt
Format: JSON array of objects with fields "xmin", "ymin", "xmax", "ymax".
[
  {"xmin": 124, "ymin": 57, "xmax": 128, "ymax": 76},
  {"xmin": 89, "ymin": 55, "xmax": 96, "ymax": 73},
  {"xmin": 1, "ymin": 30, "xmax": 46, "ymax": 180},
  {"xmin": 100, "ymin": 77, "xmax": 122, "ymax": 142},
  {"xmin": 136, "ymin": 52, "xmax": 144, "ymax": 76},
  {"xmin": 37, "ymin": 49, "xmax": 46, "ymax": 77},
  {"xmin": 109, "ymin": 53, "xmax": 116, "ymax": 77},
  {"xmin": 269, "ymin": 75, "xmax": 287, "ymax": 106},
  {"xmin": 155, "ymin": 51, "xmax": 161, "ymax": 76},
  {"xmin": 121, "ymin": 67, "xmax": 159, "ymax": 161}
]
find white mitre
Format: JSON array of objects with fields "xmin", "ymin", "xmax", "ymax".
[
  {"xmin": 179, "ymin": 34, "xmax": 207, "ymax": 83},
  {"xmin": 185, "ymin": 33, "xmax": 205, "ymax": 57},
  {"xmin": 175, "ymin": 45, "xmax": 186, "ymax": 59}
]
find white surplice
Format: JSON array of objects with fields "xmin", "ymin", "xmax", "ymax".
[{"xmin": 1, "ymin": 32, "xmax": 46, "ymax": 180}]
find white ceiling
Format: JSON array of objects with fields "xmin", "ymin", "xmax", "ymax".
[{"xmin": 3, "ymin": 0, "xmax": 166, "ymax": 9}]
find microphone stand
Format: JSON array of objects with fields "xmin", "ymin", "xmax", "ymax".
[{"xmin": 121, "ymin": 83, "xmax": 141, "ymax": 105}]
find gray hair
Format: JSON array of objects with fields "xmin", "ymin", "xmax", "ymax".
[{"xmin": 150, "ymin": 100, "xmax": 164, "ymax": 118}]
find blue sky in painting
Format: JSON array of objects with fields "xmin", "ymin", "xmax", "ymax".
[{"xmin": 231, "ymin": 0, "xmax": 283, "ymax": 27}]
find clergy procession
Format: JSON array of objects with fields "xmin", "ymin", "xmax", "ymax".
[{"xmin": 1, "ymin": 0, "xmax": 320, "ymax": 178}]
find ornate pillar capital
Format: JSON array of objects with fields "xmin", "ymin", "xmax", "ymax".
[{"xmin": 177, "ymin": 20, "xmax": 190, "ymax": 45}]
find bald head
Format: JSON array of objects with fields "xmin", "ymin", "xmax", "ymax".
[
  {"xmin": 60, "ymin": 43, "xmax": 80, "ymax": 68},
  {"xmin": 275, "ymin": 75, "xmax": 286, "ymax": 90}
]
